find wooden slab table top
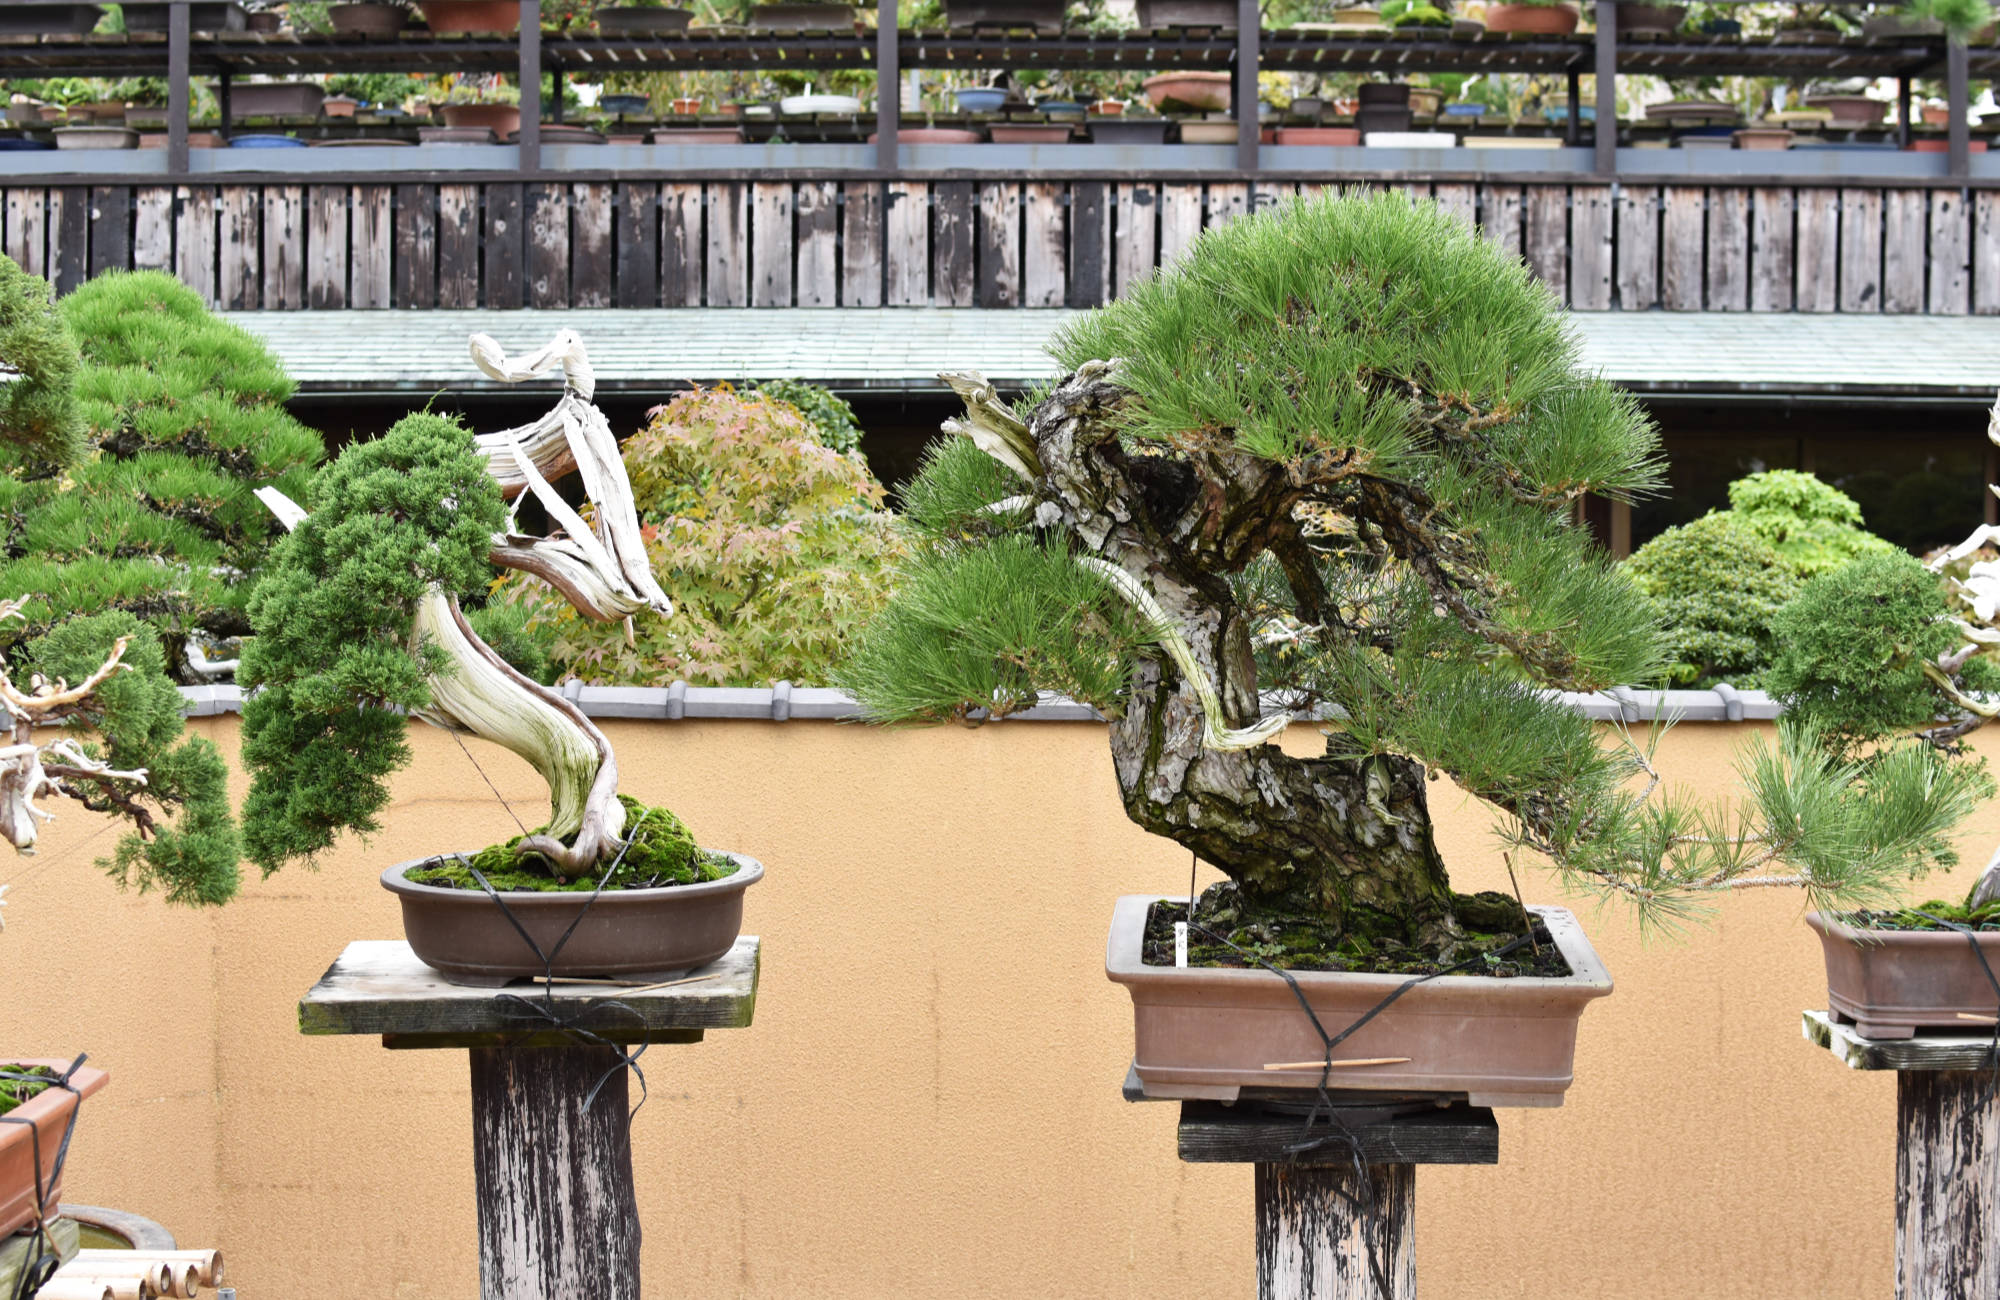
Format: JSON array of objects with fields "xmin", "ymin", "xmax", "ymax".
[
  {"xmin": 298, "ymin": 937, "xmax": 760, "ymax": 1049},
  {"xmin": 1802, "ymin": 1008, "xmax": 2000, "ymax": 1071}
]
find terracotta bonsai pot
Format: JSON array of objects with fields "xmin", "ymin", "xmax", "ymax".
[
  {"xmin": 323, "ymin": 95, "xmax": 360, "ymax": 118},
  {"xmin": 1275, "ymin": 126, "xmax": 1362, "ymax": 144},
  {"xmin": 1923, "ymin": 104, "xmax": 1951, "ymax": 126},
  {"xmin": 944, "ymin": 0, "xmax": 1064, "ymax": 29},
  {"xmin": 1135, "ymin": 0, "xmax": 1239, "ymax": 26},
  {"xmin": 0, "ymin": 5, "xmax": 103, "ymax": 36},
  {"xmin": 1142, "ymin": 70, "xmax": 1233, "ymax": 113},
  {"xmin": 416, "ymin": 0, "xmax": 520, "ymax": 32},
  {"xmin": 669, "ymin": 97, "xmax": 702, "ymax": 114},
  {"xmin": 383, "ymin": 855, "xmax": 763, "ymax": 987},
  {"xmin": 1910, "ymin": 138, "xmax": 1990, "ymax": 153},
  {"xmin": 1178, "ymin": 119, "xmax": 1240, "ymax": 143},
  {"xmin": 329, "ymin": 2, "xmax": 408, "ymax": 33},
  {"xmin": 649, "ymin": 126, "xmax": 748, "ymax": 142},
  {"xmin": 225, "ymin": 81, "xmax": 324, "ymax": 119},
  {"xmin": 869, "ymin": 128, "xmax": 984, "ymax": 143},
  {"xmin": 441, "ymin": 102, "xmax": 521, "ymax": 135},
  {"xmin": 245, "ymin": 9, "xmax": 280, "ymax": 30},
  {"xmin": 1613, "ymin": 1, "xmax": 1685, "ymax": 32},
  {"xmin": 988, "ymin": 123, "xmax": 1074, "ymax": 142},
  {"xmin": 593, "ymin": 4, "xmax": 695, "ymax": 32},
  {"xmin": 1806, "ymin": 94, "xmax": 1887, "ymax": 126},
  {"xmin": 1108, "ymin": 896, "xmax": 1613, "ymax": 1107},
  {"xmin": 1809, "ymin": 911, "xmax": 2000, "ymax": 1037},
  {"xmin": 1482, "ymin": 2, "xmax": 1580, "ymax": 32},
  {"xmin": 748, "ymin": 2, "xmax": 857, "ymax": 28},
  {"xmin": 1732, "ymin": 127, "xmax": 1794, "ymax": 150},
  {"xmin": 0, "ymin": 1060, "xmax": 109, "ymax": 1240}
]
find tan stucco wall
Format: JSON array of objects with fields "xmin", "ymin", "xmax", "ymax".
[{"xmin": 0, "ymin": 714, "xmax": 1969, "ymax": 1298}]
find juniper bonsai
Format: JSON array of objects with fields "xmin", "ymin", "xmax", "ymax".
[
  {"xmin": 844, "ymin": 191, "xmax": 1983, "ymax": 957},
  {"xmin": 240, "ymin": 331, "xmax": 692, "ymax": 884}
]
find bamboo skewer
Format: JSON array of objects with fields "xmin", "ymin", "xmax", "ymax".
[
  {"xmin": 1957, "ymin": 1012, "xmax": 1999, "ymax": 1024},
  {"xmin": 1262, "ymin": 1057, "xmax": 1414, "ymax": 1071}
]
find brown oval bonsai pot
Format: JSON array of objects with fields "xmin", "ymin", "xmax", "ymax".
[
  {"xmin": 1808, "ymin": 910, "xmax": 2000, "ymax": 1038},
  {"xmin": 1482, "ymin": 2, "xmax": 1580, "ymax": 33},
  {"xmin": 1141, "ymin": 71, "xmax": 1233, "ymax": 113},
  {"xmin": 383, "ymin": 854, "xmax": 762, "ymax": 987},
  {"xmin": 441, "ymin": 103, "xmax": 522, "ymax": 136},
  {"xmin": 329, "ymin": 2, "xmax": 408, "ymax": 34},
  {"xmin": 0, "ymin": 1059, "xmax": 108, "ymax": 1240},
  {"xmin": 416, "ymin": 0, "xmax": 520, "ymax": 32},
  {"xmin": 1107, "ymin": 896, "xmax": 1612, "ymax": 1107}
]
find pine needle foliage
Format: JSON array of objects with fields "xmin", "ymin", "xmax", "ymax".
[
  {"xmin": 0, "ymin": 272, "xmax": 322, "ymax": 677},
  {"xmin": 0, "ymin": 254, "xmax": 82, "ymax": 466},
  {"xmin": 238, "ymin": 413, "xmax": 505, "ymax": 874}
]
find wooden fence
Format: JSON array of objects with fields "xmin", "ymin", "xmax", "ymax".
[{"xmin": 4, "ymin": 177, "xmax": 1996, "ymax": 314}]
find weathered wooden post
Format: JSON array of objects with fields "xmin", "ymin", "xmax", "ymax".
[
  {"xmin": 1173, "ymin": 1097, "xmax": 1498, "ymax": 1300},
  {"xmin": 1804, "ymin": 1011, "xmax": 1999, "ymax": 1299},
  {"xmin": 301, "ymin": 937, "xmax": 760, "ymax": 1299}
]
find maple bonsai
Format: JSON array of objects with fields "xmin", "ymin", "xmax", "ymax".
[{"xmin": 844, "ymin": 191, "xmax": 1980, "ymax": 963}]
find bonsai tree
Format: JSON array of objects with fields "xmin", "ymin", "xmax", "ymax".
[
  {"xmin": 844, "ymin": 191, "xmax": 1982, "ymax": 958},
  {"xmin": 500, "ymin": 385, "xmax": 902, "ymax": 688},
  {"xmin": 241, "ymin": 331, "xmax": 705, "ymax": 882},
  {"xmin": 0, "ymin": 271, "xmax": 322, "ymax": 681},
  {"xmin": 0, "ymin": 257, "xmax": 240, "ymax": 918}
]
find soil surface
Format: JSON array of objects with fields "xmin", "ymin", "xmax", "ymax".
[
  {"xmin": 1842, "ymin": 900, "xmax": 2000, "ymax": 931},
  {"xmin": 1142, "ymin": 887, "xmax": 1572, "ymax": 978}
]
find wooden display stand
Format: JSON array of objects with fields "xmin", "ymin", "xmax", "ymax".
[
  {"xmin": 1804, "ymin": 1009, "xmax": 1999, "ymax": 1300},
  {"xmin": 1147, "ymin": 1071, "xmax": 1498, "ymax": 1300},
  {"xmin": 301, "ymin": 938, "xmax": 760, "ymax": 1300}
]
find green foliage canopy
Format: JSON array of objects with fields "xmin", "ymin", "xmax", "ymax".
[{"xmin": 0, "ymin": 254, "xmax": 82, "ymax": 466}]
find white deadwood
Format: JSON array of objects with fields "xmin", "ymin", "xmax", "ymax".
[
  {"xmin": 1897, "ymin": 1071, "xmax": 2000, "ymax": 1300},
  {"xmin": 1256, "ymin": 1162, "xmax": 1415, "ymax": 1300},
  {"xmin": 0, "ymin": 599, "xmax": 142, "ymax": 856},
  {"xmin": 1935, "ymin": 386, "xmax": 2000, "ymax": 908}
]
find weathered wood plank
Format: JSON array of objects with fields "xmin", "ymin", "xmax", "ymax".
[
  {"xmin": 87, "ymin": 185, "xmax": 127, "ymax": 278},
  {"xmin": 1796, "ymin": 188, "xmax": 1839, "ymax": 313},
  {"xmin": 1750, "ymin": 187, "xmax": 1794, "ymax": 312},
  {"xmin": 216, "ymin": 185, "xmax": 258, "ymax": 309},
  {"xmin": 1569, "ymin": 186, "xmax": 1611, "ymax": 311},
  {"xmin": 750, "ymin": 180, "xmax": 794, "ymax": 308},
  {"xmin": 1069, "ymin": 180, "xmax": 1110, "ymax": 308},
  {"xmin": 1479, "ymin": 185, "xmax": 1524, "ymax": 260},
  {"xmin": 706, "ymin": 183, "xmax": 748, "ymax": 308},
  {"xmin": 484, "ymin": 182, "xmax": 524, "ymax": 310},
  {"xmin": 841, "ymin": 183, "xmax": 883, "ymax": 307},
  {"xmin": 174, "ymin": 185, "xmax": 215, "ymax": 305},
  {"xmin": 1883, "ymin": 188, "xmax": 1926, "ymax": 314},
  {"xmin": 1179, "ymin": 1102, "xmax": 1499, "ymax": 1166},
  {"xmin": 1976, "ymin": 190, "xmax": 2000, "ymax": 316},
  {"xmin": 570, "ymin": 182, "xmax": 611, "ymax": 309},
  {"xmin": 1614, "ymin": 183, "xmax": 1658, "ymax": 310},
  {"xmin": 437, "ymin": 184, "xmax": 479, "ymax": 309},
  {"xmin": 1159, "ymin": 184, "xmax": 1204, "ymax": 268},
  {"xmin": 4, "ymin": 191, "xmax": 46, "ymax": 278},
  {"xmin": 1257, "ymin": 1163, "xmax": 1415, "ymax": 1300},
  {"xmin": 1113, "ymin": 182, "xmax": 1158, "ymax": 299},
  {"xmin": 1660, "ymin": 186, "xmax": 1705, "ymax": 310},
  {"xmin": 393, "ymin": 183, "xmax": 436, "ymax": 309},
  {"xmin": 978, "ymin": 181, "xmax": 1021, "ymax": 309},
  {"xmin": 1431, "ymin": 182, "xmax": 1476, "ymax": 230},
  {"xmin": 1805, "ymin": 1011, "xmax": 2000, "ymax": 1071},
  {"xmin": 49, "ymin": 188, "xmax": 87, "ymax": 295},
  {"xmin": 794, "ymin": 180, "xmax": 838, "ymax": 308},
  {"xmin": 1929, "ymin": 188, "xmax": 1970, "ymax": 316},
  {"xmin": 527, "ymin": 183, "xmax": 570, "ymax": 310},
  {"xmin": 350, "ymin": 185, "xmax": 391, "ymax": 309},
  {"xmin": 132, "ymin": 186, "xmax": 173, "ymax": 273},
  {"xmin": 1524, "ymin": 186, "xmax": 1568, "ymax": 302},
  {"xmin": 259, "ymin": 184, "xmax": 302, "ymax": 310},
  {"xmin": 614, "ymin": 182, "xmax": 658, "ymax": 309},
  {"xmin": 885, "ymin": 181, "xmax": 928, "ymax": 306},
  {"xmin": 1840, "ymin": 188, "xmax": 1885, "ymax": 312},
  {"xmin": 660, "ymin": 182, "xmax": 702, "ymax": 308},
  {"xmin": 1897, "ymin": 1070, "xmax": 2000, "ymax": 1300},
  {"xmin": 933, "ymin": 181, "xmax": 975, "ymax": 308},
  {"xmin": 1705, "ymin": 187, "xmax": 1749, "ymax": 312},
  {"xmin": 1206, "ymin": 182, "xmax": 1249, "ymax": 231},
  {"xmin": 1024, "ymin": 182, "xmax": 1066, "ymax": 308}
]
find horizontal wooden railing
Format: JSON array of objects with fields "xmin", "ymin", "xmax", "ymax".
[{"xmin": 4, "ymin": 176, "xmax": 1995, "ymax": 314}]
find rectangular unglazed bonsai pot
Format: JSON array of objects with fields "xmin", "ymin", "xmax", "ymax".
[
  {"xmin": 1808, "ymin": 911, "xmax": 2000, "ymax": 1038},
  {"xmin": 0, "ymin": 1058, "xmax": 108, "ymax": 1240},
  {"xmin": 1107, "ymin": 896, "xmax": 1612, "ymax": 1107}
]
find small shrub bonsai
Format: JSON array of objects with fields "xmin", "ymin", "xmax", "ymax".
[
  {"xmin": 844, "ymin": 191, "xmax": 1978, "ymax": 963},
  {"xmin": 0, "ymin": 271, "xmax": 322, "ymax": 681},
  {"xmin": 0, "ymin": 257, "xmax": 240, "ymax": 917},
  {"xmin": 501, "ymin": 385, "xmax": 901, "ymax": 688}
]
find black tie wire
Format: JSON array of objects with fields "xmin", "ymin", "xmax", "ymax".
[
  {"xmin": 1, "ymin": 1054, "xmax": 89, "ymax": 1300},
  {"xmin": 1186, "ymin": 914, "xmax": 1538, "ymax": 1300},
  {"xmin": 440, "ymin": 832, "xmax": 656, "ymax": 1120}
]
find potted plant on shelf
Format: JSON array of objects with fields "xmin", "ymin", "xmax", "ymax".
[
  {"xmin": 1135, "ymin": 0, "xmax": 1239, "ymax": 27},
  {"xmin": 593, "ymin": 0, "xmax": 696, "ymax": 33},
  {"xmin": 1611, "ymin": 0, "xmax": 1689, "ymax": 33},
  {"xmin": 328, "ymin": 1, "xmax": 411, "ymax": 35},
  {"xmin": 240, "ymin": 331, "xmax": 762, "ymax": 987},
  {"xmin": 841, "ymin": 191, "xmax": 1984, "ymax": 1108},
  {"xmin": 1483, "ymin": 0, "xmax": 1582, "ymax": 33},
  {"xmin": 434, "ymin": 79, "xmax": 521, "ymax": 135},
  {"xmin": 414, "ymin": 0, "xmax": 521, "ymax": 32},
  {"xmin": 943, "ymin": 0, "xmax": 1065, "ymax": 29}
]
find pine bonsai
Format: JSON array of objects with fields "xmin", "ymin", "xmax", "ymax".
[
  {"xmin": 844, "ymin": 192, "xmax": 1983, "ymax": 958},
  {"xmin": 0, "ymin": 271, "xmax": 323, "ymax": 681},
  {"xmin": 0, "ymin": 257, "xmax": 240, "ymax": 920},
  {"xmin": 240, "ymin": 331, "xmax": 706, "ymax": 885}
]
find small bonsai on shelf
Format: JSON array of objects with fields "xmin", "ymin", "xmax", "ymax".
[{"xmin": 843, "ymin": 191, "xmax": 1982, "ymax": 968}]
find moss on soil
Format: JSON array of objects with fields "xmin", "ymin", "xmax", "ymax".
[
  {"xmin": 0, "ymin": 1065, "xmax": 55, "ymax": 1116},
  {"xmin": 1142, "ymin": 883, "xmax": 1571, "ymax": 977},
  {"xmin": 407, "ymin": 795, "xmax": 738, "ymax": 892},
  {"xmin": 1844, "ymin": 899, "xmax": 2000, "ymax": 931}
]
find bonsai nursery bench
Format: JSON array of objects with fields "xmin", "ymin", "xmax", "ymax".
[
  {"xmin": 300, "ymin": 937, "xmax": 760, "ymax": 1300},
  {"xmin": 1804, "ymin": 1009, "xmax": 2000, "ymax": 1300},
  {"xmin": 1130, "ymin": 1066, "xmax": 1498, "ymax": 1299}
]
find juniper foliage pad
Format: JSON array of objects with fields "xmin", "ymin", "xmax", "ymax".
[{"xmin": 0, "ymin": 255, "xmax": 82, "ymax": 465}]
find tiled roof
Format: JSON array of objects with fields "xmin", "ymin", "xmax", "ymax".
[{"xmin": 223, "ymin": 309, "xmax": 2000, "ymax": 400}]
